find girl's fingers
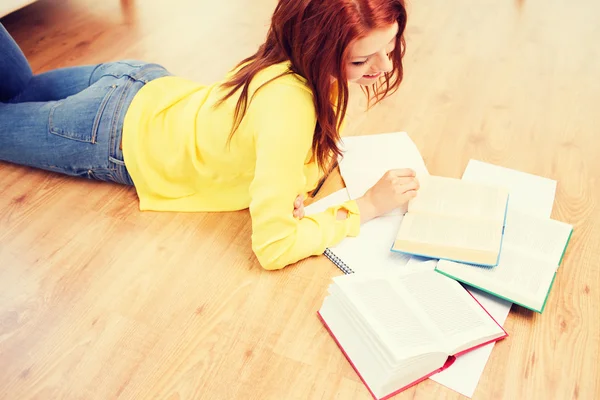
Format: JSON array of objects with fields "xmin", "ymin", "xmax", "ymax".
[
  {"xmin": 389, "ymin": 168, "xmax": 416, "ymax": 177},
  {"xmin": 394, "ymin": 176, "xmax": 419, "ymax": 185}
]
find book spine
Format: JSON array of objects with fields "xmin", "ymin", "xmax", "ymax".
[{"xmin": 323, "ymin": 249, "xmax": 354, "ymax": 274}]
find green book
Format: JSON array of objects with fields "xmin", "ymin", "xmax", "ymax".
[{"xmin": 434, "ymin": 209, "xmax": 573, "ymax": 313}]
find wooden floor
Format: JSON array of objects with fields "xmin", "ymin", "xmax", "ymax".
[{"xmin": 1, "ymin": 0, "xmax": 599, "ymax": 399}]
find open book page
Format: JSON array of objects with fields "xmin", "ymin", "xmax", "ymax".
[
  {"xmin": 395, "ymin": 271, "xmax": 505, "ymax": 355},
  {"xmin": 329, "ymin": 280, "xmax": 450, "ymax": 390},
  {"xmin": 503, "ymin": 209, "xmax": 573, "ymax": 265},
  {"xmin": 408, "ymin": 175, "xmax": 508, "ymax": 222},
  {"xmin": 334, "ymin": 273, "xmax": 445, "ymax": 360},
  {"xmin": 326, "ymin": 286, "xmax": 412, "ymax": 370},
  {"xmin": 338, "ymin": 132, "xmax": 429, "ymax": 200},
  {"xmin": 319, "ymin": 296, "xmax": 398, "ymax": 399},
  {"xmin": 462, "ymin": 159, "xmax": 557, "ymax": 218},
  {"xmin": 434, "ymin": 209, "xmax": 572, "ymax": 310},
  {"xmin": 437, "ymin": 246, "xmax": 556, "ymax": 311},
  {"xmin": 430, "ymin": 288, "xmax": 512, "ymax": 397},
  {"xmin": 319, "ymin": 295, "xmax": 447, "ymax": 400},
  {"xmin": 394, "ymin": 213, "xmax": 502, "ymax": 265}
]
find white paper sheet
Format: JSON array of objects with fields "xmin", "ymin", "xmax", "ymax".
[
  {"xmin": 327, "ymin": 214, "xmax": 411, "ymax": 274},
  {"xmin": 430, "ymin": 159, "xmax": 558, "ymax": 397},
  {"xmin": 462, "ymin": 159, "xmax": 557, "ymax": 218},
  {"xmin": 338, "ymin": 132, "xmax": 429, "ymax": 200}
]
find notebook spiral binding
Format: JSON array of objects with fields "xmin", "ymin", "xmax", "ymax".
[{"xmin": 323, "ymin": 248, "xmax": 354, "ymax": 274}]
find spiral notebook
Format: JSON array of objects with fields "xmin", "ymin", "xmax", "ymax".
[{"xmin": 323, "ymin": 248, "xmax": 354, "ymax": 274}]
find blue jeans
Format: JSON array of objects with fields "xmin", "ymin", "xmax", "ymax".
[{"xmin": 0, "ymin": 22, "xmax": 170, "ymax": 185}]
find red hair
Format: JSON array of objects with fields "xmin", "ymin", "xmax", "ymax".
[{"xmin": 219, "ymin": 0, "xmax": 408, "ymax": 171}]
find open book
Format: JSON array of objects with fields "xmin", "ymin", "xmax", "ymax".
[
  {"xmin": 391, "ymin": 175, "xmax": 510, "ymax": 266},
  {"xmin": 435, "ymin": 209, "xmax": 573, "ymax": 312},
  {"xmin": 318, "ymin": 269, "xmax": 507, "ymax": 400}
]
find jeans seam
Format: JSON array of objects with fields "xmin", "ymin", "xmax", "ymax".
[
  {"xmin": 88, "ymin": 63, "xmax": 105, "ymax": 86},
  {"xmin": 94, "ymin": 66, "xmax": 165, "ymax": 84},
  {"xmin": 90, "ymin": 84, "xmax": 118, "ymax": 144},
  {"xmin": 108, "ymin": 79, "xmax": 133, "ymax": 171}
]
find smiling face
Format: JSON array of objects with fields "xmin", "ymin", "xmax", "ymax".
[{"xmin": 346, "ymin": 22, "xmax": 399, "ymax": 85}]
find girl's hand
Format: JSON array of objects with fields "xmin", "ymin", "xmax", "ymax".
[
  {"xmin": 293, "ymin": 195, "xmax": 305, "ymax": 219},
  {"xmin": 356, "ymin": 168, "xmax": 420, "ymax": 223}
]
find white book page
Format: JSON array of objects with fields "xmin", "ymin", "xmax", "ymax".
[
  {"xmin": 328, "ymin": 284, "xmax": 410, "ymax": 369},
  {"xmin": 434, "ymin": 209, "xmax": 571, "ymax": 305},
  {"xmin": 397, "ymin": 213, "xmax": 502, "ymax": 253},
  {"xmin": 462, "ymin": 159, "xmax": 557, "ymax": 218},
  {"xmin": 396, "ymin": 271, "xmax": 504, "ymax": 354},
  {"xmin": 337, "ymin": 274, "xmax": 443, "ymax": 359},
  {"xmin": 430, "ymin": 288, "xmax": 512, "ymax": 397},
  {"xmin": 408, "ymin": 175, "xmax": 508, "ymax": 222},
  {"xmin": 437, "ymin": 246, "xmax": 556, "ymax": 310},
  {"xmin": 503, "ymin": 209, "xmax": 573, "ymax": 265},
  {"xmin": 321, "ymin": 292, "xmax": 448, "ymax": 399},
  {"xmin": 338, "ymin": 132, "xmax": 429, "ymax": 200},
  {"xmin": 318, "ymin": 295, "xmax": 392, "ymax": 398}
]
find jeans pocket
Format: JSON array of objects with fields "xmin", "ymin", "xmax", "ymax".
[{"xmin": 48, "ymin": 83, "xmax": 118, "ymax": 143}]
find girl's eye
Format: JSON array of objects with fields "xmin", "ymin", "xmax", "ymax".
[{"xmin": 352, "ymin": 61, "xmax": 367, "ymax": 66}]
